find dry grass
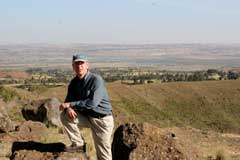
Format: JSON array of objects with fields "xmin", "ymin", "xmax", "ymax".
[
  {"xmin": 32, "ymin": 79, "xmax": 240, "ymax": 133},
  {"xmin": 4, "ymin": 79, "xmax": 240, "ymax": 159},
  {"xmin": 40, "ymin": 127, "xmax": 97, "ymax": 159},
  {"xmin": 108, "ymin": 80, "xmax": 240, "ymax": 133}
]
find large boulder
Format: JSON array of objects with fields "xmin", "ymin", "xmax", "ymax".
[
  {"xmin": 21, "ymin": 98, "xmax": 61, "ymax": 127},
  {"xmin": 0, "ymin": 105, "xmax": 15, "ymax": 133},
  {"xmin": 112, "ymin": 123, "xmax": 188, "ymax": 160}
]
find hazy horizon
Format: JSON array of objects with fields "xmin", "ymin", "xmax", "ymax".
[
  {"xmin": 1, "ymin": 0, "xmax": 240, "ymax": 44},
  {"xmin": 1, "ymin": 43, "xmax": 240, "ymax": 71}
]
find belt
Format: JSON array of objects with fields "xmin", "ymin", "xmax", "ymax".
[{"xmin": 88, "ymin": 112, "xmax": 112, "ymax": 118}]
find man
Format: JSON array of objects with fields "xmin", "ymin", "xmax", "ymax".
[{"xmin": 59, "ymin": 53, "xmax": 114, "ymax": 160}]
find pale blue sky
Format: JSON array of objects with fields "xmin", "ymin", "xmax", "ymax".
[{"xmin": 1, "ymin": 0, "xmax": 240, "ymax": 44}]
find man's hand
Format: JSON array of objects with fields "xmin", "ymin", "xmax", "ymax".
[
  {"xmin": 59, "ymin": 103, "xmax": 77, "ymax": 120},
  {"xmin": 66, "ymin": 107, "xmax": 77, "ymax": 120},
  {"xmin": 59, "ymin": 102, "xmax": 71, "ymax": 111}
]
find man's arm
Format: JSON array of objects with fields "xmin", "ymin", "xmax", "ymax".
[
  {"xmin": 59, "ymin": 82, "xmax": 77, "ymax": 120},
  {"xmin": 64, "ymin": 84, "xmax": 72, "ymax": 103},
  {"xmin": 59, "ymin": 83, "xmax": 72, "ymax": 111}
]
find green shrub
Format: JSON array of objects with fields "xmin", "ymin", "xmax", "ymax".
[
  {"xmin": 28, "ymin": 85, "xmax": 48, "ymax": 93},
  {"xmin": 216, "ymin": 149, "xmax": 225, "ymax": 160},
  {"xmin": 17, "ymin": 84, "xmax": 48, "ymax": 93},
  {"xmin": 0, "ymin": 86, "xmax": 18, "ymax": 102}
]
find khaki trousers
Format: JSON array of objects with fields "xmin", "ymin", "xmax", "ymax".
[{"xmin": 60, "ymin": 111, "xmax": 114, "ymax": 160}]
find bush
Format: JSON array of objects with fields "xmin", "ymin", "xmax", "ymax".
[
  {"xmin": 0, "ymin": 86, "xmax": 18, "ymax": 102},
  {"xmin": 27, "ymin": 85, "xmax": 48, "ymax": 93},
  {"xmin": 216, "ymin": 149, "xmax": 225, "ymax": 160}
]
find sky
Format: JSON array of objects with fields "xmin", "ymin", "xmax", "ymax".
[{"xmin": 1, "ymin": 0, "xmax": 240, "ymax": 44}]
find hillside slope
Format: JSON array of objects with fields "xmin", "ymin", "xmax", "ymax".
[
  {"xmin": 108, "ymin": 80, "xmax": 240, "ymax": 133},
  {"xmin": 2, "ymin": 80, "xmax": 240, "ymax": 159},
  {"xmin": 41, "ymin": 80, "xmax": 240, "ymax": 134}
]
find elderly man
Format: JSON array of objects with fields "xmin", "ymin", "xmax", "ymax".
[{"xmin": 59, "ymin": 54, "xmax": 114, "ymax": 160}]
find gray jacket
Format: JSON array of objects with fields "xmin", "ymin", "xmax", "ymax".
[{"xmin": 65, "ymin": 72, "xmax": 112, "ymax": 117}]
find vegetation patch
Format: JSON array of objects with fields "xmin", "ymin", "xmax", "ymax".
[
  {"xmin": 17, "ymin": 84, "xmax": 48, "ymax": 94},
  {"xmin": 8, "ymin": 105, "xmax": 25, "ymax": 122},
  {"xmin": 0, "ymin": 85, "xmax": 19, "ymax": 102},
  {"xmin": 160, "ymin": 100, "xmax": 240, "ymax": 133},
  {"xmin": 113, "ymin": 81, "xmax": 240, "ymax": 133}
]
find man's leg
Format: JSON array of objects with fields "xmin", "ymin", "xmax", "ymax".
[
  {"xmin": 89, "ymin": 115, "xmax": 114, "ymax": 160},
  {"xmin": 60, "ymin": 111, "xmax": 90, "ymax": 146}
]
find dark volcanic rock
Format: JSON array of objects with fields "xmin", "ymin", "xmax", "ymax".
[
  {"xmin": 22, "ymin": 98, "xmax": 61, "ymax": 127},
  {"xmin": 112, "ymin": 123, "xmax": 188, "ymax": 160},
  {"xmin": 112, "ymin": 123, "xmax": 143, "ymax": 160}
]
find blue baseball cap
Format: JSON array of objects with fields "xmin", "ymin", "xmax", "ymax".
[{"xmin": 72, "ymin": 54, "xmax": 88, "ymax": 63}]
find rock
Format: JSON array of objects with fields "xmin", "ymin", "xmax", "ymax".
[
  {"xmin": 9, "ymin": 121, "xmax": 89, "ymax": 160},
  {"xmin": 0, "ymin": 106, "xmax": 15, "ymax": 133},
  {"xmin": 21, "ymin": 98, "xmax": 61, "ymax": 127},
  {"xmin": 0, "ymin": 142, "xmax": 12, "ymax": 159},
  {"xmin": 10, "ymin": 142, "xmax": 89, "ymax": 160},
  {"xmin": 11, "ymin": 150, "xmax": 89, "ymax": 160},
  {"xmin": 15, "ymin": 121, "xmax": 47, "ymax": 141},
  {"xmin": 112, "ymin": 123, "xmax": 188, "ymax": 160},
  {"xmin": 0, "ymin": 121, "xmax": 47, "ymax": 159},
  {"xmin": 111, "ymin": 123, "xmax": 143, "ymax": 160}
]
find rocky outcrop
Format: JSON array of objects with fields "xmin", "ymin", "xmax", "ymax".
[
  {"xmin": 0, "ymin": 121, "xmax": 47, "ymax": 159},
  {"xmin": 112, "ymin": 123, "xmax": 188, "ymax": 160},
  {"xmin": 0, "ymin": 105, "xmax": 15, "ymax": 133},
  {"xmin": 9, "ymin": 121, "xmax": 88, "ymax": 160},
  {"xmin": 11, "ymin": 150, "xmax": 88, "ymax": 160},
  {"xmin": 21, "ymin": 98, "xmax": 61, "ymax": 127},
  {"xmin": 14, "ymin": 121, "xmax": 47, "ymax": 141}
]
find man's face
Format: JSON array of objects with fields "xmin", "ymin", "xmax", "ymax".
[{"xmin": 72, "ymin": 61, "xmax": 88, "ymax": 78}]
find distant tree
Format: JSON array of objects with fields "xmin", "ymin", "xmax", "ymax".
[
  {"xmin": 25, "ymin": 68, "xmax": 43, "ymax": 73},
  {"xmin": 174, "ymin": 73, "xmax": 186, "ymax": 81},
  {"xmin": 227, "ymin": 71, "xmax": 239, "ymax": 80},
  {"xmin": 192, "ymin": 71, "xmax": 207, "ymax": 81},
  {"xmin": 218, "ymin": 70, "xmax": 227, "ymax": 80},
  {"xmin": 187, "ymin": 74, "xmax": 194, "ymax": 81},
  {"xmin": 207, "ymin": 69, "xmax": 218, "ymax": 75},
  {"xmin": 165, "ymin": 73, "xmax": 174, "ymax": 82}
]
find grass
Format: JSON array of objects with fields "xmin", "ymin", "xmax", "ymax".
[
  {"xmin": 216, "ymin": 149, "xmax": 226, "ymax": 160},
  {"xmin": 4, "ymin": 80, "xmax": 240, "ymax": 134},
  {"xmin": 40, "ymin": 127, "xmax": 96, "ymax": 159},
  {"xmin": 18, "ymin": 84, "xmax": 48, "ymax": 94},
  {"xmin": 0, "ymin": 85, "xmax": 19, "ymax": 102},
  {"xmin": 109, "ymin": 80, "xmax": 240, "ymax": 133},
  {"xmin": 160, "ymin": 100, "xmax": 240, "ymax": 133},
  {"xmin": 115, "ymin": 93, "xmax": 240, "ymax": 133},
  {"xmin": 2, "ymin": 80, "xmax": 240, "ymax": 159},
  {"xmin": 7, "ymin": 105, "xmax": 25, "ymax": 122}
]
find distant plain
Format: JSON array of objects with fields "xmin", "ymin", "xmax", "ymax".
[{"xmin": 1, "ymin": 43, "xmax": 240, "ymax": 70}]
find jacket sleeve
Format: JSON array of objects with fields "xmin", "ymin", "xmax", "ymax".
[
  {"xmin": 64, "ymin": 83, "xmax": 72, "ymax": 103},
  {"xmin": 69, "ymin": 76, "xmax": 104, "ymax": 110}
]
